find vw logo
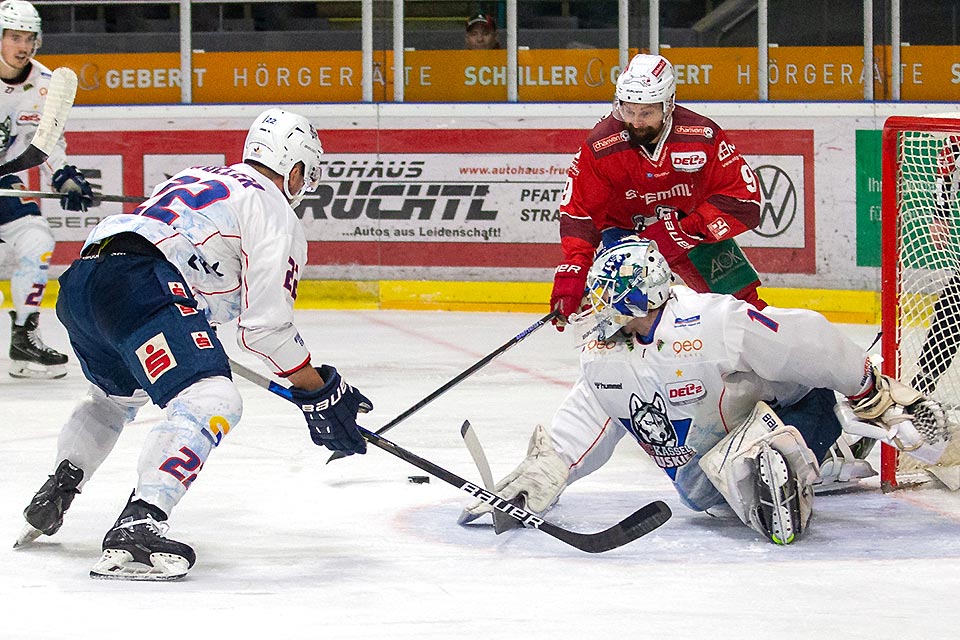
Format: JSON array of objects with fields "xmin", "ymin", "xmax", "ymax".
[{"xmin": 753, "ymin": 164, "xmax": 797, "ymax": 238}]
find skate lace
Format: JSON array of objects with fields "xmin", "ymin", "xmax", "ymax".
[
  {"xmin": 118, "ymin": 517, "xmax": 169, "ymax": 538},
  {"xmin": 26, "ymin": 329, "xmax": 59, "ymax": 355}
]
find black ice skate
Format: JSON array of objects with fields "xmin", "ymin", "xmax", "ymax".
[
  {"xmin": 752, "ymin": 444, "xmax": 804, "ymax": 545},
  {"xmin": 14, "ymin": 459, "xmax": 84, "ymax": 548},
  {"xmin": 9, "ymin": 311, "xmax": 68, "ymax": 379},
  {"xmin": 90, "ymin": 495, "xmax": 196, "ymax": 581}
]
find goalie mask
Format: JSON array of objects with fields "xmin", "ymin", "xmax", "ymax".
[
  {"xmin": 243, "ymin": 108, "xmax": 324, "ymax": 208},
  {"xmin": 0, "ymin": 0, "xmax": 42, "ymax": 58},
  {"xmin": 582, "ymin": 237, "xmax": 674, "ymax": 340}
]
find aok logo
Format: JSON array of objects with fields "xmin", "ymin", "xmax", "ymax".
[
  {"xmin": 672, "ymin": 339, "xmax": 703, "ymax": 354},
  {"xmin": 665, "ymin": 379, "xmax": 706, "ymax": 405},
  {"xmin": 753, "ymin": 164, "xmax": 798, "ymax": 238}
]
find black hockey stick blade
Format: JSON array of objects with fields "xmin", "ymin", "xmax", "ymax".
[
  {"xmin": 0, "ymin": 145, "xmax": 47, "ymax": 177},
  {"xmin": 326, "ymin": 310, "xmax": 560, "ymax": 464},
  {"xmin": 362, "ymin": 426, "xmax": 671, "ymax": 553},
  {"xmin": 228, "ymin": 359, "xmax": 671, "ymax": 553},
  {"xmin": 459, "ymin": 420, "xmax": 521, "ymax": 534}
]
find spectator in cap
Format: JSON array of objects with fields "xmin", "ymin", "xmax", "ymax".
[{"xmin": 465, "ymin": 12, "xmax": 500, "ymax": 50}]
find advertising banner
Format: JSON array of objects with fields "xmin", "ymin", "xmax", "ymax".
[
  {"xmin": 39, "ymin": 45, "xmax": 960, "ymax": 105},
  {"xmin": 32, "ymin": 126, "xmax": 814, "ymax": 277}
]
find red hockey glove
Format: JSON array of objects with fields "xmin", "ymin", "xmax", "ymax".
[
  {"xmin": 641, "ymin": 211, "xmax": 703, "ymax": 263},
  {"xmin": 550, "ymin": 259, "xmax": 590, "ymax": 331}
]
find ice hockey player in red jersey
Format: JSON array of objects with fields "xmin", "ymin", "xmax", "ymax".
[{"xmin": 551, "ymin": 53, "xmax": 764, "ymax": 330}]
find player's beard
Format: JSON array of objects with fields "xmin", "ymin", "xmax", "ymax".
[{"xmin": 625, "ymin": 122, "xmax": 663, "ymax": 146}]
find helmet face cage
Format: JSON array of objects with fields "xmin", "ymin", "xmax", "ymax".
[
  {"xmin": 0, "ymin": 0, "xmax": 42, "ymax": 54},
  {"xmin": 613, "ymin": 54, "xmax": 676, "ymax": 122},
  {"xmin": 243, "ymin": 108, "xmax": 324, "ymax": 207},
  {"xmin": 584, "ymin": 239, "xmax": 673, "ymax": 338}
]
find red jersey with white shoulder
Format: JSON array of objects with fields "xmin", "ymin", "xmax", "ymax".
[{"xmin": 558, "ymin": 106, "xmax": 761, "ymax": 264}]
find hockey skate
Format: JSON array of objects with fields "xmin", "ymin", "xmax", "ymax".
[
  {"xmin": 752, "ymin": 444, "xmax": 806, "ymax": 545},
  {"xmin": 14, "ymin": 459, "xmax": 84, "ymax": 548},
  {"xmin": 90, "ymin": 495, "xmax": 196, "ymax": 581},
  {"xmin": 9, "ymin": 311, "xmax": 68, "ymax": 379}
]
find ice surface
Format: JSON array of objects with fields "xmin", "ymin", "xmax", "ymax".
[{"xmin": 2, "ymin": 309, "xmax": 959, "ymax": 639}]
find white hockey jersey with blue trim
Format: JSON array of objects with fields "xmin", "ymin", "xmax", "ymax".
[
  {"xmin": 0, "ymin": 59, "xmax": 70, "ymax": 182},
  {"xmin": 550, "ymin": 286, "xmax": 870, "ymax": 510},
  {"xmin": 84, "ymin": 162, "xmax": 310, "ymax": 375}
]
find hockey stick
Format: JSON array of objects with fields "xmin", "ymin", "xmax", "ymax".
[
  {"xmin": 327, "ymin": 310, "xmax": 560, "ymax": 464},
  {"xmin": 459, "ymin": 420, "xmax": 521, "ymax": 534},
  {"xmin": 0, "ymin": 67, "xmax": 78, "ymax": 176},
  {"xmin": 229, "ymin": 358, "xmax": 672, "ymax": 553},
  {"xmin": 0, "ymin": 188, "xmax": 141, "ymax": 204}
]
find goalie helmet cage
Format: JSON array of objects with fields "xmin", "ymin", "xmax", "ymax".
[{"xmin": 881, "ymin": 114, "xmax": 960, "ymax": 490}]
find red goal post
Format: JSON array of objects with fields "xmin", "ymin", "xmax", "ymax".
[{"xmin": 880, "ymin": 114, "xmax": 960, "ymax": 490}]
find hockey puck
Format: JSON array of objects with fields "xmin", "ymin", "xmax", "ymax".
[{"xmin": 408, "ymin": 475, "xmax": 430, "ymax": 484}]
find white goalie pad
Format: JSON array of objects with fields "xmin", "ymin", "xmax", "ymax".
[{"xmin": 699, "ymin": 402, "xmax": 818, "ymax": 535}]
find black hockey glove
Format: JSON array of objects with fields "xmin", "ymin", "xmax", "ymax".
[
  {"xmin": 289, "ymin": 365, "xmax": 371, "ymax": 455},
  {"xmin": 52, "ymin": 165, "xmax": 94, "ymax": 212}
]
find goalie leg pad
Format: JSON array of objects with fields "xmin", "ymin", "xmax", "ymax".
[{"xmin": 700, "ymin": 402, "xmax": 818, "ymax": 544}]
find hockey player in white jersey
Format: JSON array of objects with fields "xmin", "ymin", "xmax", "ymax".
[
  {"xmin": 0, "ymin": 0, "xmax": 93, "ymax": 378},
  {"xmin": 15, "ymin": 109, "xmax": 372, "ymax": 580},
  {"xmin": 463, "ymin": 237, "xmax": 949, "ymax": 544}
]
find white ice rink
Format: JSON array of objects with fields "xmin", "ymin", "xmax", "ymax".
[{"xmin": 3, "ymin": 308, "xmax": 960, "ymax": 640}]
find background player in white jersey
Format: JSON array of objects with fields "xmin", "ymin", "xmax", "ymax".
[
  {"xmin": 464, "ymin": 238, "xmax": 949, "ymax": 544},
  {"xmin": 0, "ymin": 0, "xmax": 93, "ymax": 378},
  {"xmin": 15, "ymin": 108, "xmax": 372, "ymax": 580}
]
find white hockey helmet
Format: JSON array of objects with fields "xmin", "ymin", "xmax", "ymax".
[
  {"xmin": 614, "ymin": 53, "xmax": 676, "ymax": 118},
  {"xmin": 0, "ymin": 0, "xmax": 42, "ymax": 53},
  {"xmin": 243, "ymin": 108, "xmax": 324, "ymax": 208},
  {"xmin": 584, "ymin": 237, "xmax": 673, "ymax": 339}
]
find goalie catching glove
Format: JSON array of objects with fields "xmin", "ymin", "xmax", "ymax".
[
  {"xmin": 458, "ymin": 424, "xmax": 570, "ymax": 524},
  {"xmin": 51, "ymin": 165, "xmax": 94, "ymax": 212},
  {"xmin": 846, "ymin": 366, "xmax": 950, "ymax": 465},
  {"xmin": 289, "ymin": 365, "xmax": 371, "ymax": 455}
]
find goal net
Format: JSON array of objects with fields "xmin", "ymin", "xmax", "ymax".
[{"xmin": 881, "ymin": 114, "xmax": 960, "ymax": 490}]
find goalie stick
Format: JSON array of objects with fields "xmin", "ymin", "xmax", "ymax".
[
  {"xmin": 229, "ymin": 358, "xmax": 672, "ymax": 553},
  {"xmin": 459, "ymin": 420, "xmax": 521, "ymax": 534},
  {"xmin": 0, "ymin": 67, "xmax": 78, "ymax": 176},
  {"xmin": 327, "ymin": 310, "xmax": 560, "ymax": 464}
]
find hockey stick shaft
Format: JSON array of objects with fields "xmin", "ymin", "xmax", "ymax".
[
  {"xmin": 0, "ymin": 188, "xmax": 141, "ymax": 204},
  {"xmin": 228, "ymin": 358, "xmax": 671, "ymax": 553},
  {"xmin": 0, "ymin": 67, "xmax": 77, "ymax": 176},
  {"xmin": 326, "ymin": 310, "xmax": 560, "ymax": 464}
]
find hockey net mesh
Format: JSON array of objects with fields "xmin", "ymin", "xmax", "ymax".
[{"xmin": 884, "ymin": 115, "xmax": 960, "ymax": 485}]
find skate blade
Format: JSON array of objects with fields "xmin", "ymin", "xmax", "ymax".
[
  {"xmin": 89, "ymin": 549, "xmax": 190, "ymax": 581},
  {"xmin": 9, "ymin": 363, "xmax": 67, "ymax": 380},
  {"xmin": 13, "ymin": 523, "xmax": 43, "ymax": 548}
]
